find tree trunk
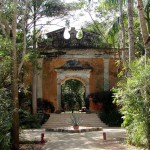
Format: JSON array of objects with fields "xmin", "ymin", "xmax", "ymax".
[
  {"xmin": 137, "ymin": 0, "xmax": 150, "ymax": 58},
  {"xmin": 137, "ymin": 1, "xmax": 150, "ymax": 149},
  {"xmin": 145, "ymin": 2, "xmax": 150, "ymax": 33},
  {"xmin": 18, "ymin": 0, "xmax": 28, "ymax": 75},
  {"xmin": 32, "ymin": 0, "xmax": 37, "ymax": 114},
  {"xmin": 119, "ymin": 0, "xmax": 126, "ymax": 62},
  {"xmin": 11, "ymin": 0, "xmax": 19, "ymax": 149},
  {"xmin": 32, "ymin": 66, "xmax": 37, "ymax": 114},
  {"xmin": 127, "ymin": 0, "xmax": 135, "ymax": 62}
]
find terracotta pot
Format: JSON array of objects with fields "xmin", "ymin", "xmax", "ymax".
[{"xmin": 73, "ymin": 125, "xmax": 79, "ymax": 130}]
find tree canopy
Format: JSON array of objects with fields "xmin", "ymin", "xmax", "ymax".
[{"xmin": 0, "ymin": 0, "xmax": 150, "ymax": 149}]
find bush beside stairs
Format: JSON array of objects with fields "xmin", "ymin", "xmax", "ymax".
[{"xmin": 42, "ymin": 113, "xmax": 108, "ymax": 129}]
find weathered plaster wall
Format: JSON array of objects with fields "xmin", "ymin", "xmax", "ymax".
[
  {"xmin": 42, "ymin": 58, "xmax": 65, "ymax": 110},
  {"xmin": 41, "ymin": 57, "xmax": 118, "ymax": 111},
  {"xmin": 23, "ymin": 49, "xmax": 120, "ymax": 112},
  {"xmin": 68, "ymin": 58, "xmax": 104, "ymax": 93},
  {"xmin": 109, "ymin": 58, "xmax": 119, "ymax": 88},
  {"xmin": 23, "ymin": 63, "xmax": 32, "ymax": 86}
]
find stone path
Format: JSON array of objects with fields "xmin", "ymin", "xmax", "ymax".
[{"xmin": 20, "ymin": 128, "xmax": 144, "ymax": 150}]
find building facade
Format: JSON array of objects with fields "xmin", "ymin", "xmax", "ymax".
[{"xmin": 34, "ymin": 27, "xmax": 121, "ymax": 112}]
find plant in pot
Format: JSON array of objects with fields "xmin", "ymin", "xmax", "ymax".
[{"xmin": 69, "ymin": 114, "xmax": 82, "ymax": 130}]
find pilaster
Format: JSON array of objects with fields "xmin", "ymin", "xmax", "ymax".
[
  {"xmin": 103, "ymin": 58, "xmax": 110, "ymax": 91},
  {"xmin": 37, "ymin": 58, "xmax": 43, "ymax": 99}
]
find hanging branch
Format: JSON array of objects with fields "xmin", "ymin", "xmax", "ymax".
[
  {"xmin": 18, "ymin": 0, "xmax": 29, "ymax": 75},
  {"xmin": 87, "ymin": 10, "xmax": 108, "ymax": 43}
]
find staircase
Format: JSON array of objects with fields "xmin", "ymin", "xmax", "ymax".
[{"xmin": 42, "ymin": 113, "xmax": 107, "ymax": 129}]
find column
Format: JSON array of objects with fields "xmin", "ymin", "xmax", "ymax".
[
  {"xmin": 85, "ymin": 70, "xmax": 91, "ymax": 97},
  {"xmin": 85, "ymin": 83, "xmax": 89, "ymax": 97},
  {"xmin": 37, "ymin": 58, "xmax": 43, "ymax": 99},
  {"xmin": 103, "ymin": 59, "xmax": 109, "ymax": 91},
  {"xmin": 57, "ymin": 82, "xmax": 62, "ymax": 111}
]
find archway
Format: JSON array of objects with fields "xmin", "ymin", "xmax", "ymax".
[
  {"xmin": 55, "ymin": 71, "xmax": 91, "ymax": 111},
  {"xmin": 61, "ymin": 79, "xmax": 85, "ymax": 112},
  {"xmin": 55, "ymin": 60, "xmax": 92, "ymax": 111}
]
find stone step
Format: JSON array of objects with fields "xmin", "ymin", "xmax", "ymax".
[
  {"xmin": 43, "ymin": 122, "xmax": 106, "ymax": 126},
  {"xmin": 42, "ymin": 113, "xmax": 108, "ymax": 129}
]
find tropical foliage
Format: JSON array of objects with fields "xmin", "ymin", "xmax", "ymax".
[
  {"xmin": 114, "ymin": 58, "xmax": 150, "ymax": 147},
  {"xmin": 0, "ymin": 0, "xmax": 74, "ymax": 149},
  {"xmin": 0, "ymin": 26, "xmax": 13, "ymax": 150},
  {"xmin": 0, "ymin": 88, "xmax": 12, "ymax": 150},
  {"xmin": 0, "ymin": 0, "xmax": 150, "ymax": 149}
]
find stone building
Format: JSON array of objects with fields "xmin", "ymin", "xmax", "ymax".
[{"xmin": 34, "ymin": 27, "xmax": 121, "ymax": 112}]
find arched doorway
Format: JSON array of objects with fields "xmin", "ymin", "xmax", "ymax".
[
  {"xmin": 55, "ymin": 60, "xmax": 92, "ymax": 111},
  {"xmin": 61, "ymin": 79, "xmax": 85, "ymax": 112}
]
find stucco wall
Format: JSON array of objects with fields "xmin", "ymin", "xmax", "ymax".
[
  {"xmin": 109, "ymin": 58, "xmax": 119, "ymax": 88},
  {"xmin": 23, "ymin": 54, "xmax": 118, "ymax": 111},
  {"xmin": 42, "ymin": 58, "xmax": 65, "ymax": 110},
  {"xmin": 41, "ymin": 57, "xmax": 118, "ymax": 111}
]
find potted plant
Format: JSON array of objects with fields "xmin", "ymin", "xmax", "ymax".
[{"xmin": 69, "ymin": 114, "xmax": 82, "ymax": 130}]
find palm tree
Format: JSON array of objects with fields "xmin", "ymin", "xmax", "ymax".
[
  {"xmin": 127, "ymin": 0, "xmax": 135, "ymax": 62},
  {"xmin": 137, "ymin": 0, "xmax": 150, "ymax": 58},
  {"xmin": 99, "ymin": 0, "xmax": 135, "ymax": 61},
  {"xmin": 119, "ymin": 0, "xmax": 126, "ymax": 62}
]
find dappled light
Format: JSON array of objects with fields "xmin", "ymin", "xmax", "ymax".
[
  {"xmin": 0, "ymin": 0, "xmax": 149, "ymax": 149},
  {"xmin": 20, "ymin": 129, "xmax": 137, "ymax": 150}
]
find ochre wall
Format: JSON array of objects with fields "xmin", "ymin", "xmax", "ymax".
[
  {"xmin": 42, "ymin": 57, "xmax": 119, "ymax": 112},
  {"xmin": 23, "ymin": 62, "xmax": 32, "ymax": 87},
  {"xmin": 42, "ymin": 58, "xmax": 65, "ymax": 109},
  {"xmin": 109, "ymin": 58, "xmax": 119, "ymax": 88}
]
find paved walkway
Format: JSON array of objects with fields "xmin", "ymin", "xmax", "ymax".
[{"xmin": 20, "ymin": 127, "xmax": 143, "ymax": 150}]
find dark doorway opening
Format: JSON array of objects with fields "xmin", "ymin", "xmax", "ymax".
[{"xmin": 61, "ymin": 79, "xmax": 85, "ymax": 112}]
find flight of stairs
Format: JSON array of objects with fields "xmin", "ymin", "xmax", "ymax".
[{"xmin": 42, "ymin": 113, "xmax": 107, "ymax": 129}]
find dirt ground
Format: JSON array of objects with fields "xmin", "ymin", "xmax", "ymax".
[
  {"xmin": 19, "ymin": 141, "xmax": 143, "ymax": 150},
  {"xmin": 20, "ymin": 128, "xmax": 146, "ymax": 150},
  {"xmin": 19, "ymin": 144, "xmax": 43, "ymax": 150}
]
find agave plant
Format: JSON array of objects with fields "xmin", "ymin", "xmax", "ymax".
[{"xmin": 69, "ymin": 114, "xmax": 82, "ymax": 126}]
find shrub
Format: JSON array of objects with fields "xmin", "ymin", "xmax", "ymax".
[
  {"xmin": 98, "ymin": 110, "xmax": 123, "ymax": 127},
  {"xmin": 0, "ymin": 88, "xmax": 12, "ymax": 150},
  {"xmin": 89, "ymin": 91, "xmax": 123, "ymax": 126},
  {"xmin": 114, "ymin": 57, "xmax": 150, "ymax": 147},
  {"xmin": 89, "ymin": 91, "xmax": 116, "ymax": 113},
  {"xmin": 37, "ymin": 99, "xmax": 55, "ymax": 124},
  {"xmin": 19, "ymin": 110, "xmax": 41, "ymax": 129},
  {"xmin": 42, "ymin": 100, "xmax": 55, "ymax": 113},
  {"xmin": 19, "ymin": 95, "xmax": 55, "ymax": 128}
]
